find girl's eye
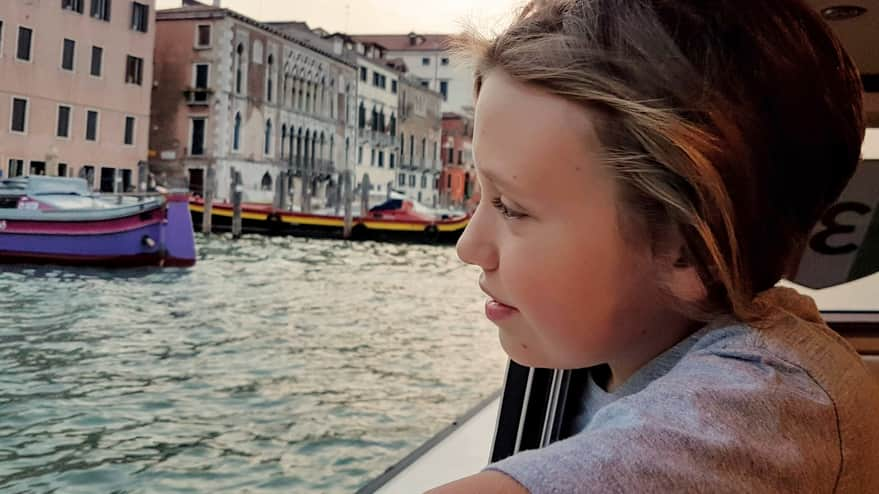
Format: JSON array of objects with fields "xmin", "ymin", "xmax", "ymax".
[{"xmin": 490, "ymin": 197, "xmax": 527, "ymax": 219}]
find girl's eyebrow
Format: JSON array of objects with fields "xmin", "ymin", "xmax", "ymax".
[{"xmin": 479, "ymin": 167, "xmax": 522, "ymax": 193}]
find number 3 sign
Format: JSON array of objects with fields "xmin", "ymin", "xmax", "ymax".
[{"xmin": 792, "ymin": 160, "xmax": 879, "ymax": 288}]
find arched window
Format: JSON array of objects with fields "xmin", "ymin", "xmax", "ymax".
[
  {"xmin": 266, "ymin": 54, "xmax": 274, "ymax": 102},
  {"xmin": 358, "ymin": 102, "xmax": 366, "ymax": 129},
  {"xmin": 389, "ymin": 113, "xmax": 397, "ymax": 137},
  {"xmin": 281, "ymin": 124, "xmax": 287, "ymax": 158},
  {"xmin": 236, "ymin": 43, "xmax": 245, "ymax": 94},
  {"xmin": 265, "ymin": 119, "xmax": 273, "ymax": 155},
  {"xmin": 233, "ymin": 112, "xmax": 242, "ymax": 151},
  {"xmin": 261, "ymin": 171, "xmax": 273, "ymax": 191}
]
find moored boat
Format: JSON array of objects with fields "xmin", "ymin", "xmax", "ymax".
[
  {"xmin": 0, "ymin": 176, "xmax": 197, "ymax": 267},
  {"xmin": 189, "ymin": 196, "xmax": 470, "ymax": 244}
]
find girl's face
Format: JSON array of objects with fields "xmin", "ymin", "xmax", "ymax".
[{"xmin": 457, "ymin": 70, "xmax": 690, "ymax": 373}]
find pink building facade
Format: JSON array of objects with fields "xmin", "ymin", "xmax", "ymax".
[{"xmin": 0, "ymin": 0, "xmax": 156, "ymax": 191}]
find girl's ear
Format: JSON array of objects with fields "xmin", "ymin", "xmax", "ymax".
[{"xmin": 664, "ymin": 242, "xmax": 708, "ymax": 305}]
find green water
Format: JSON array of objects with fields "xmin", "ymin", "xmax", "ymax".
[{"xmin": 0, "ymin": 234, "xmax": 506, "ymax": 493}]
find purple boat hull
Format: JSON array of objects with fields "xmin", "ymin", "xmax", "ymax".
[{"xmin": 0, "ymin": 195, "xmax": 197, "ymax": 267}]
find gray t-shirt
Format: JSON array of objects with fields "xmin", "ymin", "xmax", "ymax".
[{"xmin": 487, "ymin": 288, "xmax": 879, "ymax": 493}]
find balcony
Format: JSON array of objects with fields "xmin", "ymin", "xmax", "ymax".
[{"xmin": 183, "ymin": 87, "xmax": 212, "ymax": 106}]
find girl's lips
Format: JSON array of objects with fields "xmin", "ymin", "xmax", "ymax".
[{"xmin": 485, "ymin": 299, "xmax": 519, "ymax": 322}]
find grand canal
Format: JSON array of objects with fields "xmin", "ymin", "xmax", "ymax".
[{"xmin": 0, "ymin": 234, "xmax": 507, "ymax": 493}]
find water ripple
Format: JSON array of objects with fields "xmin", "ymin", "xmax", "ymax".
[{"xmin": 0, "ymin": 234, "xmax": 506, "ymax": 493}]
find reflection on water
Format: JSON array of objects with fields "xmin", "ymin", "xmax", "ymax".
[{"xmin": 0, "ymin": 234, "xmax": 506, "ymax": 493}]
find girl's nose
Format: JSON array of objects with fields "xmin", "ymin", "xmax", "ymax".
[{"xmin": 456, "ymin": 204, "xmax": 498, "ymax": 272}]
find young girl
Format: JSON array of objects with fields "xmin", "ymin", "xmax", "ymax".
[{"xmin": 431, "ymin": 0, "xmax": 879, "ymax": 492}]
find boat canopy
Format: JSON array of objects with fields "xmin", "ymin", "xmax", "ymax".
[{"xmin": 0, "ymin": 176, "xmax": 91, "ymax": 197}]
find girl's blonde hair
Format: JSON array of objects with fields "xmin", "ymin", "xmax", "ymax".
[{"xmin": 454, "ymin": 0, "xmax": 864, "ymax": 320}]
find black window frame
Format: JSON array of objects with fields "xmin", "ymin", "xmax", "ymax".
[
  {"xmin": 61, "ymin": 38, "xmax": 76, "ymax": 71},
  {"xmin": 8, "ymin": 159, "xmax": 25, "ymax": 177},
  {"xmin": 11, "ymin": 97, "xmax": 28, "ymax": 133},
  {"xmin": 90, "ymin": 45, "xmax": 103, "ymax": 76},
  {"xmin": 196, "ymin": 24, "xmax": 211, "ymax": 48},
  {"xmin": 123, "ymin": 116, "xmax": 135, "ymax": 145},
  {"xmin": 57, "ymin": 105, "xmax": 72, "ymax": 138},
  {"xmin": 85, "ymin": 110, "xmax": 99, "ymax": 141},
  {"xmin": 131, "ymin": 2, "xmax": 149, "ymax": 33},
  {"xmin": 16, "ymin": 26, "xmax": 33, "ymax": 62},
  {"xmin": 125, "ymin": 55, "xmax": 143, "ymax": 85},
  {"xmin": 62, "ymin": 0, "xmax": 85, "ymax": 14},
  {"xmin": 90, "ymin": 0, "xmax": 111, "ymax": 22},
  {"xmin": 190, "ymin": 118, "xmax": 206, "ymax": 156}
]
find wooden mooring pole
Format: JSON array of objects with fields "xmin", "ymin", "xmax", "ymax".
[
  {"xmin": 230, "ymin": 167, "xmax": 243, "ymax": 239},
  {"xmin": 343, "ymin": 170, "xmax": 353, "ymax": 238},
  {"xmin": 202, "ymin": 164, "xmax": 215, "ymax": 234}
]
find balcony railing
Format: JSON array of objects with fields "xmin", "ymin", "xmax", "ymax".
[{"xmin": 183, "ymin": 87, "xmax": 211, "ymax": 106}]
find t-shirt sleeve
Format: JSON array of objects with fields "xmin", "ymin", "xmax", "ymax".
[{"xmin": 486, "ymin": 348, "xmax": 842, "ymax": 493}]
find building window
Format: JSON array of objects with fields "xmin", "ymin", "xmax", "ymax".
[
  {"xmin": 420, "ymin": 80, "xmax": 429, "ymax": 89},
  {"xmin": 421, "ymin": 174, "xmax": 428, "ymax": 189},
  {"xmin": 390, "ymin": 154, "xmax": 395, "ymax": 169},
  {"xmin": 196, "ymin": 24, "xmax": 211, "ymax": 48},
  {"xmin": 61, "ymin": 38, "xmax": 75, "ymax": 71},
  {"xmin": 30, "ymin": 161, "xmax": 46, "ymax": 176},
  {"xmin": 264, "ymin": 119, "xmax": 272, "ymax": 155},
  {"xmin": 57, "ymin": 105, "xmax": 71, "ymax": 138},
  {"xmin": 10, "ymin": 97, "xmax": 27, "ymax": 133},
  {"xmin": 261, "ymin": 172, "xmax": 273, "ymax": 191},
  {"xmin": 91, "ymin": 0, "xmax": 111, "ymax": 21},
  {"xmin": 266, "ymin": 54, "xmax": 274, "ymax": 102},
  {"xmin": 378, "ymin": 151, "xmax": 384, "ymax": 168},
  {"xmin": 370, "ymin": 149, "xmax": 375, "ymax": 166},
  {"xmin": 440, "ymin": 80, "xmax": 448, "ymax": 101},
  {"xmin": 358, "ymin": 102, "xmax": 366, "ymax": 129},
  {"xmin": 422, "ymin": 57, "xmax": 430, "ymax": 66},
  {"xmin": 233, "ymin": 112, "xmax": 241, "ymax": 151},
  {"xmin": 58, "ymin": 163, "xmax": 69, "ymax": 177},
  {"xmin": 190, "ymin": 118, "xmax": 206, "ymax": 156},
  {"xmin": 124, "ymin": 116, "xmax": 135, "ymax": 145},
  {"xmin": 125, "ymin": 55, "xmax": 143, "ymax": 85},
  {"xmin": 62, "ymin": 0, "xmax": 85, "ymax": 14},
  {"xmin": 8, "ymin": 159, "xmax": 25, "ymax": 177},
  {"xmin": 90, "ymin": 46, "xmax": 103, "ymax": 76},
  {"xmin": 441, "ymin": 57, "xmax": 449, "ymax": 66},
  {"xmin": 357, "ymin": 146, "xmax": 363, "ymax": 164},
  {"xmin": 398, "ymin": 173, "xmax": 405, "ymax": 186},
  {"xmin": 85, "ymin": 110, "xmax": 99, "ymax": 141},
  {"xmin": 131, "ymin": 2, "xmax": 149, "ymax": 33},
  {"xmin": 409, "ymin": 174, "xmax": 416, "ymax": 187},
  {"xmin": 235, "ymin": 43, "xmax": 244, "ymax": 94},
  {"xmin": 193, "ymin": 63, "xmax": 209, "ymax": 102},
  {"xmin": 17, "ymin": 27, "xmax": 33, "ymax": 62},
  {"xmin": 0, "ymin": 21, "xmax": 4, "ymax": 58},
  {"xmin": 359, "ymin": 66, "xmax": 367, "ymax": 82}
]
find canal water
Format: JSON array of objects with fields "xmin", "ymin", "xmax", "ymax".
[{"xmin": 0, "ymin": 235, "xmax": 508, "ymax": 493}]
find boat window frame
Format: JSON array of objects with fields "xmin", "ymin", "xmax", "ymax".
[{"xmin": 489, "ymin": 310, "xmax": 879, "ymax": 463}]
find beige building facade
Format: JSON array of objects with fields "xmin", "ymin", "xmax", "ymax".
[
  {"xmin": 0, "ymin": 0, "xmax": 156, "ymax": 191},
  {"xmin": 151, "ymin": 3, "xmax": 357, "ymax": 211}
]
